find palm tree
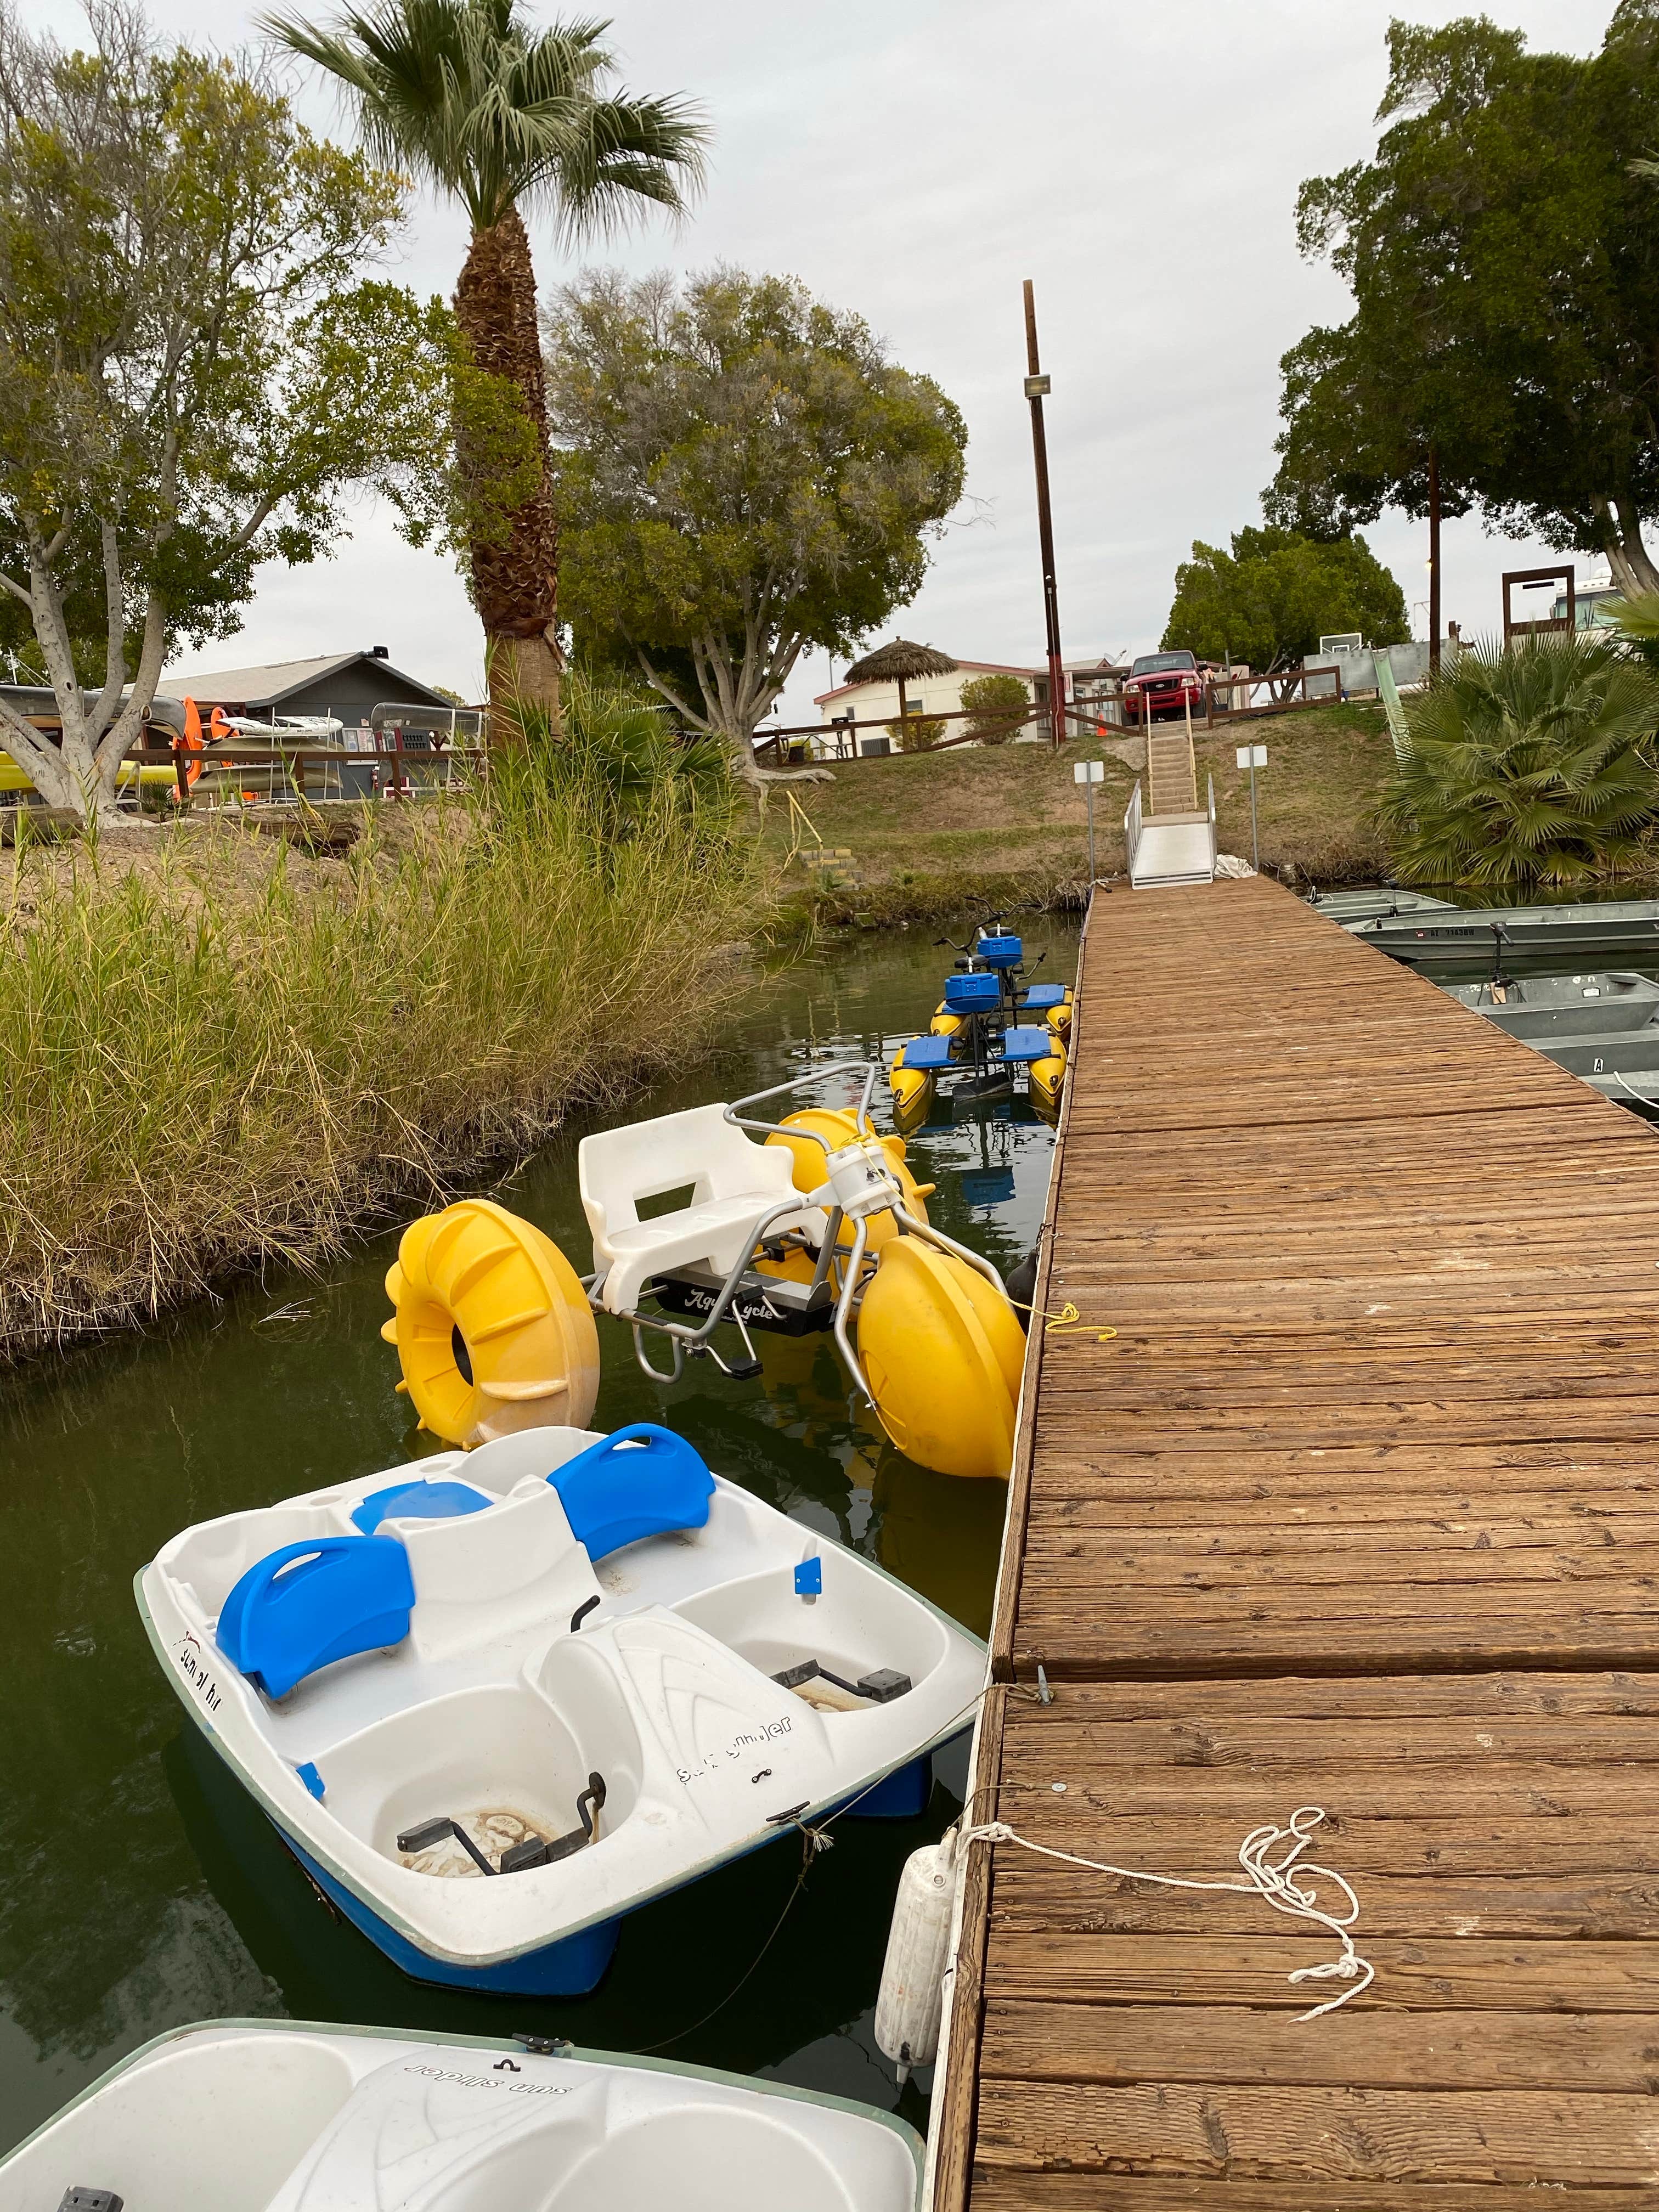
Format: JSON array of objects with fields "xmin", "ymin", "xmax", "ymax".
[
  {"xmin": 1378, "ymin": 633, "xmax": 1659, "ymax": 888},
  {"xmin": 263, "ymin": 0, "xmax": 705, "ymax": 713}
]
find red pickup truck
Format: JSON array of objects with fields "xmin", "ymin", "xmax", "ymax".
[{"xmin": 1121, "ymin": 649, "xmax": 1205, "ymax": 724}]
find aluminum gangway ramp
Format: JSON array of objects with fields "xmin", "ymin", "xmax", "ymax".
[
  {"xmin": 1124, "ymin": 729, "xmax": 1216, "ymax": 887},
  {"xmin": 931, "ymin": 873, "xmax": 1659, "ymax": 2212}
]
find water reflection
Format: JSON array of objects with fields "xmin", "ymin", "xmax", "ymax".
[{"xmin": 0, "ymin": 914, "xmax": 1075, "ymax": 2152}]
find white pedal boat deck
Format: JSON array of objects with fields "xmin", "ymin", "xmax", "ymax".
[
  {"xmin": 137, "ymin": 1424, "xmax": 985, "ymax": 1994},
  {"xmin": 0, "ymin": 2019, "xmax": 922, "ymax": 2211}
]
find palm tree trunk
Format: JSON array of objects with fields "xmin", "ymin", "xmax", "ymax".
[{"xmin": 454, "ymin": 204, "xmax": 561, "ymax": 724}]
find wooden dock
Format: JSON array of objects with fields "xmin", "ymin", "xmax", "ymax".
[{"xmin": 934, "ymin": 875, "xmax": 1659, "ymax": 2209}]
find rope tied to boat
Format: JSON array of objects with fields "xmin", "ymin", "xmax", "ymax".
[{"xmin": 960, "ymin": 1804, "xmax": 1374, "ymax": 2021}]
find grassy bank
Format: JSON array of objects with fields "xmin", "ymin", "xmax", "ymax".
[
  {"xmin": 768, "ymin": 702, "xmax": 1396, "ymax": 922},
  {"xmin": 0, "ymin": 763, "xmax": 760, "ymax": 1356}
]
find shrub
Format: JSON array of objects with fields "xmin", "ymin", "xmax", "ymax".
[
  {"xmin": 960, "ymin": 673, "xmax": 1030, "ymax": 746},
  {"xmin": 1377, "ymin": 633, "xmax": 1659, "ymax": 887},
  {"xmin": 890, "ymin": 714, "xmax": 946, "ymax": 753}
]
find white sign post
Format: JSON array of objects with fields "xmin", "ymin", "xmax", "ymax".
[
  {"xmin": 1234, "ymin": 742, "xmax": 1267, "ymax": 873},
  {"xmin": 1075, "ymin": 757, "xmax": 1105, "ymax": 884}
]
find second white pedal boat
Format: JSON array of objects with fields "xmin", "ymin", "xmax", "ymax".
[{"xmin": 136, "ymin": 1423, "xmax": 985, "ymax": 1995}]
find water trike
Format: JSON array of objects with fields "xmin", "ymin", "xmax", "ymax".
[
  {"xmin": 0, "ymin": 2018, "xmax": 923, "ymax": 2211},
  {"xmin": 888, "ymin": 914, "xmax": 1071, "ymax": 1127},
  {"xmin": 380, "ymin": 1063, "xmax": 1028, "ymax": 1482},
  {"xmin": 137, "ymin": 1418, "xmax": 985, "ymax": 1995}
]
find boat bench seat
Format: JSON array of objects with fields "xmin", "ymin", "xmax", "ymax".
[
  {"xmin": 1021, "ymin": 985, "xmax": 1068, "ymax": 1011},
  {"xmin": 580, "ymin": 1103, "xmax": 825, "ymax": 1317}
]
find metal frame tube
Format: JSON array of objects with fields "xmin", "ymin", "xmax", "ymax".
[{"xmin": 724, "ymin": 1059, "xmax": 879, "ymax": 1142}]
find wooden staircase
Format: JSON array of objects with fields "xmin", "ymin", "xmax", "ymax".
[{"xmin": 1146, "ymin": 727, "xmax": 1198, "ymax": 816}]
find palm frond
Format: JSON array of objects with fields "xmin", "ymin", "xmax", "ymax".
[
  {"xmin": 1379, "ymin": 632, "xmax": 1659, "ymax": 888},
  {"xmin": 261, "ymin": 0, "xmax": 707, "ymax": 233}
]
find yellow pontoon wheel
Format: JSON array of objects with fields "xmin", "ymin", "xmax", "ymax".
[
  {"xmin": 1029, "ymin": 1038, "xmax": 1066, "ymax": 1121},
  {"xmin": 381, "ymin": 1198, "xmax": 599, "ymax": 1449},
  {"xmin": 856, "ymin": 1240, "xmax": 1025, "ymax": 1480},
  {"xmin": 762, "ymin": 1109, "xmax": 933, "ymax": 1260}
]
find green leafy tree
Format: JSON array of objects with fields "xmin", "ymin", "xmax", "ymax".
[
  {"xmin": 1269, "ymin": 9, "xmax": 1659, "ymax": 591},
  {"xmin": 1163, "ymin": 526, "xmax": 1408, "ymax": 670},
  {"xmin": 0, "ymin": 1, "xmax": 526, "ymax": 821},
  {"xmin": 266, "ymin": 0, "xmax": 706, "ymax": 716},
  {"xmin": 1377, "ymin": 633, "xmax": 1659, "ymax": 886},
  {"xmin": 960, "ymin": 671, "xmax": 1029, "ymax": 746},
  {"xmin": 545, "ymin": 268, "xmax": 968, "ymax": 785}
]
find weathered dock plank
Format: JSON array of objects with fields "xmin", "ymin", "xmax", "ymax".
[{"xmin": 941, "ymin": 878, "xmax": 1659, "ymax": 2210}]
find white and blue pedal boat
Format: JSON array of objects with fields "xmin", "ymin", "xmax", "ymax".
[
  {"xmin": 0, "ymin": 2018, "xmax": 923, "ymax": 2211},
  {"xmin": 136, "ymin": 1423, "xmax": 984, "ymax": 1995}
]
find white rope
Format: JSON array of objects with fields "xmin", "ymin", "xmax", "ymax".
[{"xmin": 963, "ymin": 1803, "xmax": 1374, "ymax": 2021}]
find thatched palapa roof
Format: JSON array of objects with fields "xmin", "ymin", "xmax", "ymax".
[{"xmin": 842, "ymin": 639, "xmax": 960, "ymax": 684}]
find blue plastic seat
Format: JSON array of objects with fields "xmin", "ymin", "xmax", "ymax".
[
  {"xmin": 1002, "ymin": 1025, "xmax": 1055, "ymax": 1065},
  {"xmin": 351, "ymin": 1479, "xmax": 493, "ymax": 1535},
  {"xmin": 899, "ymin": 1035, "xmax": 954, "ymax": 1070},
  {"xmin": 977, "ymin": 933, "xmax": 1023, "ymax": 968},
  {"xmin": 944, "ymin": 972, "xmax": 1001, "ymax": 1013},
  {"xmin": 548, "ymin": 1424, "xmax": 715, "ymax": 1562},
  {"xmin": 1021, "ymin": 984, "xmax": 1068, "ymax": 1011},
  {"xmin": 217, "ymin": 1536, "xmax": 415, "ymax": 1700}
]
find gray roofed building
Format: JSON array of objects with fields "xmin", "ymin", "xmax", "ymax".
[{"xmin": 159, "ymin": 648, "xmax": 461, "ymax": 720}]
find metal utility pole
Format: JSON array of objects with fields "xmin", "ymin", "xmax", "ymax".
[
  {"xmin": 1427, "ymin": 443, "xmax": 1442, "ymax": 674},
  {"xmin": 1023, "ymin": 280, "xmax": 1066, "ymax": 749}
]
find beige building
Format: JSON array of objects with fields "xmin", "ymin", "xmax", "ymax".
[
  {"xmin": 812, "ymin": 652, "xmax": 1127, "ymax": 757},
  {"xmin": 811, "ymin": 657, "xmax": 1037, "ymax": 757}
]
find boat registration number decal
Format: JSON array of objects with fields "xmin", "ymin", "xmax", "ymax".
[
  {"xmin": 173, "ymin": 1631, "xmax": 224, "ymax": 1715},
  {"xmin": 676, "ymin": 1713, "xmax": 794, "ymax": 1785}
]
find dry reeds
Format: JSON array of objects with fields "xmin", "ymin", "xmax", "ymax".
[{"xmin": 0, "ymin": 695, "xmax": 761, "ymax": 1355}]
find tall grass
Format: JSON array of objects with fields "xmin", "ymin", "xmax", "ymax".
[{"xmin": 0, "ymin": 681, "xmax": 763, "ymax": 1353}]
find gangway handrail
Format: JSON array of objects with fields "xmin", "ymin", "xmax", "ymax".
[
  {"xmin": 1124, "ymin": 780, "xmax": 1142, "ymax": 877},
  {"xmin": 1206, "ymin": 773, "xmax": 1217, "ymax": 874}
]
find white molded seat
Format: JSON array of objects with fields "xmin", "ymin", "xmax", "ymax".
[{"xmin": 579, "ymin": 1104, "xmax": 826, "ymax": 1317}]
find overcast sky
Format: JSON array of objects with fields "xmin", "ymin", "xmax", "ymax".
[{"xmin": 46, "ymin": 0, "xmax": 1617, "ymax": 714}]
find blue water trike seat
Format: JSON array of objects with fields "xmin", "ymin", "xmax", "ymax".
[
  {"xmin": 1002, "ymin": 1025, "xmax": 1054, "ymax": 1064},
  {"xmin": 1022, "ymin": 984, "xmax": 1067, "ymax": 1011},
  {"xmin": 549, "ymin": 1424, "xmax": 715, "ymax": 1562},
  {"xmin": 217, "ymin": 1536, "xmax": 415, "ymax": 1700},
  {"xmin": 899, "ymin": 1035, "xmax": 954, "ymax": 1070},
  {"xmin": 944, "ymin": 972, "xmax": 1000, "ymax": 1013},
  {"xmin": 977, "ymin": 933, "xmax": 1023, "ymax": 968}
]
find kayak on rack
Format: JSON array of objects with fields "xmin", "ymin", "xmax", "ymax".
[
  {"xmin": 137, "ymin": 1421, "xmax": 985, "ymax": 1996},
  {"xmin": 0, "ymin": 2018, "xmax": 923, "ymax": 2212}
]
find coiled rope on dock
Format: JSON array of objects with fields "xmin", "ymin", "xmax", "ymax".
[{"xmin": 960, "ymin": 1803, "xmax": 1374, "ymax": 2020}]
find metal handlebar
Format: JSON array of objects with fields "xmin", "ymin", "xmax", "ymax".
[{"xmin": 725, "ymin": 1059, "xmax": 879, "ymax": 1144}]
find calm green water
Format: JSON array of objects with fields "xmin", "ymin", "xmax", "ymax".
[{"xmin": 0, "ymin": 916, "xmax": 1075, "ymax": 2151}]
